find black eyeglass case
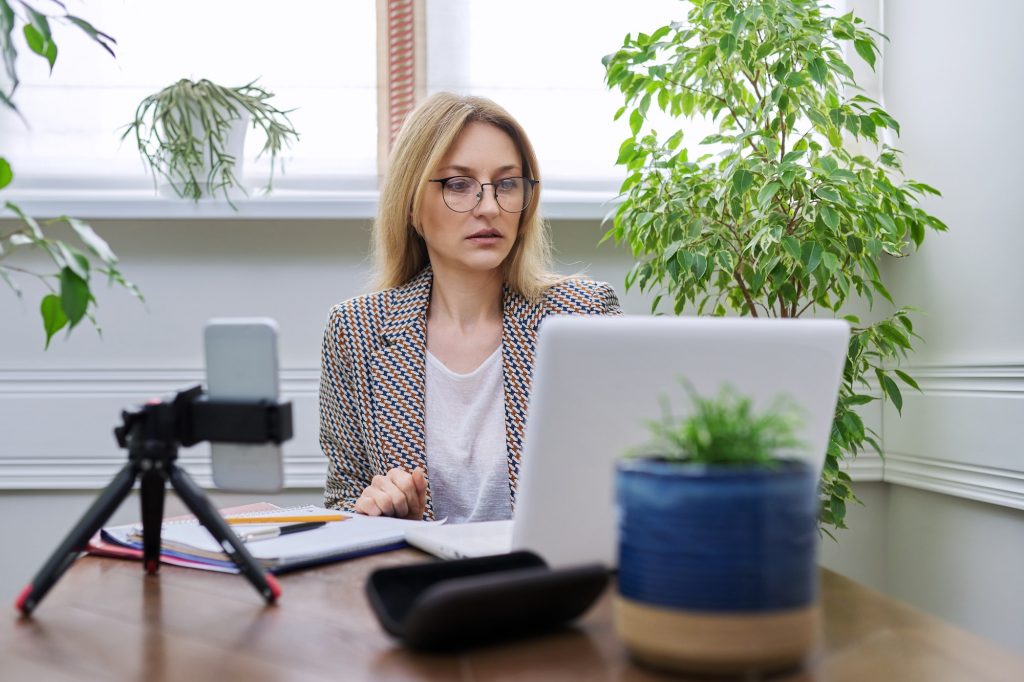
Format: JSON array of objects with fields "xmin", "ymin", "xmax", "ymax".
[{"xmin": 365, "ymin": 551, "xmax": 609, "ymax": 651}]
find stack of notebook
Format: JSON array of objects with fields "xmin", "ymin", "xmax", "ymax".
[{"xmin": 88, "ymin": 504, "xmax": 443, "ymax": 574}]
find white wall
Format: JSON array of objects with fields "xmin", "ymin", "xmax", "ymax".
[
  {"xmin": 821, "ymin": 0, "xmax": 1024, "ymax": 656},
  {"xmin": 885, "ymin": 0, "xmax": 1024, "ymax": 651}
]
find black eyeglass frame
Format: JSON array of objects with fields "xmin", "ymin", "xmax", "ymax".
[{"xmin": 428, "ymin": 176, "xmax": 540, "ymax": 214}]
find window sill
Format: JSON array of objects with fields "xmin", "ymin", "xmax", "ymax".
[{"xmin": 2, "ymin": 178, "xmax": 622, "ymax": 221}]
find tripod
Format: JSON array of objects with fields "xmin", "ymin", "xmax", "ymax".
[{"xmin": 16, "ymin": 386, "xmax": 294, "ymax": 616}]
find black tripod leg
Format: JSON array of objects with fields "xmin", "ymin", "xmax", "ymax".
[
  {"xmin": 16, "ymin": 462, "xmax": 139, "ymax": 616},
  {"xmin": 139, "ymin": 466, "xmax": 167, "ymax": 575},
  {"xmin": 167, "ymin": 464, "xmax": 280, "ymax": 604}
]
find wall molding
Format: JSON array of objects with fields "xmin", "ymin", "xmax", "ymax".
[
  {"xmin": 898, "ymin": 362, "xmax": 1024, "ymax": 394},
  {"xmin": 843, "ymin": 453, "xmax": 885, "ymax": 482},
  {"xmin": 877, "ymin": 362, "xmax": 1024, "ymax": 508},
  {"xmin": 0, "ymin": 367, "xmax": 325, "ymax": 491},
  {"xmin": 3, "ymin": 364, "xmax": 1023, "ymax": 508},
  {"xmin": 883, "ymin": 453, "xmax": 1024, "ymax": 511},
  {"xmin": 0, "ymin": 455, "xmax": 329, "ymax": 491}
]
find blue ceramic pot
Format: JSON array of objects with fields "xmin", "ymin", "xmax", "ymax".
[{"xmin": 614, "ymin": 458, "xmax": 820, "ymax": 674}]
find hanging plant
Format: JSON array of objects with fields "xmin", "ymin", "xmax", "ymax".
[{"xmin": 123, "ymin": 78, "xmax": 299, "ymax": 205}]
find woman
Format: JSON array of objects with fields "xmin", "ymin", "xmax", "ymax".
[{"xmin": 319, "ymin": 92, "xmax": 621, "ymax": 521}]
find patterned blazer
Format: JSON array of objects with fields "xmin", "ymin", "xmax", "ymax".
[{"xmin": 319, "ymin": 267, "xmax": 622, "ymax": 518}]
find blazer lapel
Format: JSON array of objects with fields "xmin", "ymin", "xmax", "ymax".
[
  {"xmin": 368, "ymin": 268, "xmax": 434, "ymax": 516},
  {"xmin": 501, "ymin": 287, "xmax": 545, "ymax": 509}
]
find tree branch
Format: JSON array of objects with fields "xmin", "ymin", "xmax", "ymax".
[{"xmin": 732, "ymin": 269, "xmax": 759, "ymax": 317}]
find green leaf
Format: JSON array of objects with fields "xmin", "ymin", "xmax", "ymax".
[
  {"xmin": 879, "ymin": 373, "xmax": 903, "ymax": 412},
  {"xmin": 0, "ymin": 156, "xmax": 11, "ymax": 189},
  {"xmin": 781, "ymin": 150, "xmax": 806, "ymax": 165},
  {"xmin": 803, "ymin": 242, "xmax": 823, "ymax": 273},
  {"xmin": 615, "ymin": 139, "xmax": 636, "ymax": 165},
  {"xmin": 910, "ymin": 220, "xmax": 925, "ymax": 247},
  {"xmin": 41, "ymin": 294, "xmax": 68, "ymax": 349},
  {"xmin": 820, "ymin": 205, "xmax": 839, "ymax": 229},
  {"xmin": 822, "ymin": 251, "xmax": 839, "ymax": 273},
  {"xmin": 24, "ymin": 7, "xmax": 52, "ymax": 40},
  {"xmin": 696, "ymin": 44, "xmax": 717, "ymax": 69},
  {"xmin": 43, "ymin": 39, "xmax": 56, "ymax": 69},
  {"xmin": 808, "ymin": 57, "xmax": 828, "ymax": 84},
  {"xmin": 665, "ymin": 129, "xmax": 683, "ymax": 150},
  {"xmin": 650, "ymin": 25, "xmax": 671, "ymax": 42},
  {"xmin": 21, "ymin": 8, "xmax": 57, "ymax": 71},
  {"xmin": 57, "ymin": 241, "xmax": 89, "ymax": 280},
  {"xmin": 67, "ymin": 218, "xmax": 117, "ymax": 266},
  {"xmin": 718, "ymin": 33, "xmax": 736, "ymax": 58},
  {"xmin": 782, "ymin": 236, "xmax": 801, "ymax": 260},
  {"xmin": 815, "ymin": 186, "xmax": 841, "ymax": 203},
  {"xmin": 875, "ymin": 212, "xmax": 898, "ymax": 235},
  {"xmin": 831, "ymin": 496, "xmax": 847, "ymax": 523},
  {"xmin": 22, "ymin": 24, "xmax": 44, "ymax": 56},
  {"xmin": 60, "ymin": 267, "xmax": 90, "ymax": 328},
  {"xmin": 65, "ymin": 16, "xmax": 116, "ymax": 58},
  {"xmin": 732, "ymin": 169, "xmax": 754, "ymax": 196},
  {"xmin": 854, "ymin": 38, "xmax": 876, "ymax": 69},
  {"xmin": 681, "ymin": 90, "xmax": 695, "ymax": 116},
  {"xmin": 879, "ymin": 323, "xmax": 911, "ymax": 349},
  {"xmin": 4, "ymin": 200, "xmax": 43, "ymax": 237},
  {"xmin": 629, "ymin": 108, "xmax": 643, "ymax": 136},
  {"xmin": 894, "ymin": 369, "xmax": 921, "ymax": 391},
  {"xmin": 784, "ymin": 71, "xmax": 808, "ymax": 87},
  {"xmin": 691, "ymin": 253, "xmax": 708, "ymax": 279},
  {"xmin": 757, "ymin": 181, "xmax": 781, "ymax": 206}
]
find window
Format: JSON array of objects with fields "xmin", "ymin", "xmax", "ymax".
[
  {"xmin": 1, "ymin": 1, "xmax": 729, "ymax": 217},
  {"xmin": 0, "ymin": 0, "xmax": 377, "ymax": 187},
  {"xmin": 425, "ymin": 0, "xmax": 710, "ymax": 189}
]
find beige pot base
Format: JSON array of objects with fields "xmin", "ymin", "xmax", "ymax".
[{"xmin": 615, "ymin": 595, "xmax": 819, "ymax": 675}]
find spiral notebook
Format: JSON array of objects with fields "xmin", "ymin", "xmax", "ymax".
[{"xmin": 90, "ymin": 505, "xmax": 443, "ymax": 574}]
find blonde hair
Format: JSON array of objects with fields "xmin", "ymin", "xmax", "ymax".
[{"xmin": 371, "ymin": 92, "xmax": 561, "ymax": 301}]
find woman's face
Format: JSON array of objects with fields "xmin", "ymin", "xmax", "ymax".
[{"xmin": 418, "ymin": 122, "xmax": 524, "ymax": 277}]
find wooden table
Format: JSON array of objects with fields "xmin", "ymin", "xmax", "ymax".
[{"xmin": 2, "ymin": 550, "xmax": 1022, "ymax": 681}]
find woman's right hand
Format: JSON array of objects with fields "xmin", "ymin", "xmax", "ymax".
[{"xmin": 355, "ymin": 467, "xmax": 428, "ymax": 519}]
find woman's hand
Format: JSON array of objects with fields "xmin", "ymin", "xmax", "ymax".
[{"xmin": 355, "ymin": 467, "xmax": 428, "ymax": 519}]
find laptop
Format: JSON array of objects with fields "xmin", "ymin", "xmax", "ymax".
[{"xmin": 404, "ymin": 316, "xmax": 850, "ymax": 567}]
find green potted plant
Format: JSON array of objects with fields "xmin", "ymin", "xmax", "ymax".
[
  {"xmin": 615, "ymin": 383, "xmax": 817, "ymax": 674},
  {"xmin": 602, "ymin": 0, "xmax": 946, "ymax": 533},
  {"xmin": 1, "ymin": 1, "xmax": 141, "ymax": 347},
  {"xmin": 123, "ymin": 78, "xmax": 299, "ymax": 205}
]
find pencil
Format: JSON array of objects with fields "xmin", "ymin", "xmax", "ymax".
[{"xmin": 223, "ymin": 515, "xmax": 349, "ymax": 525}]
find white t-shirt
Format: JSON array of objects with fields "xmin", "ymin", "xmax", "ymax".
[{"xmin": 424, "ymin": 346, "xmax": 512, "ymax": 523}]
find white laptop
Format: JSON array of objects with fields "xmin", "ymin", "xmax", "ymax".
[{"xmin": 404, "ymin": 316, "xmax": 849, "ymax": 567}]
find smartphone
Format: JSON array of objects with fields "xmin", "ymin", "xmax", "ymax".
[{"xmin": 203, "ymin": 318, "xmax": 284, "ymax": 492}]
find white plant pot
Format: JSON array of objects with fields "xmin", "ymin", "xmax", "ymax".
[{"xmin": 157, "ymin": 111, "xmax": 250, "ymax": 201}]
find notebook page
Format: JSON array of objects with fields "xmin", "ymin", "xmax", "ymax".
[{"xmin": 156, "ymin": 514, "xmax": 443, "ymax": 560}]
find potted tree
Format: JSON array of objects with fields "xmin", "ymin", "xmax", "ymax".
[
  {"xmin": 123, "ymin": 78, "xmax": 299, "ymax": 206},
  {"xmin": 602, "ymin": 0, "xmax": 946, "ymax": 532},
  {"xmin": 616, "ymin": 383, "xmax": 817, "ymax": 674}
]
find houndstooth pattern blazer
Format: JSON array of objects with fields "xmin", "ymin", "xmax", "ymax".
[{"xmin": 319, "ymin": 267, "xmax": 622, "ymax": 518}]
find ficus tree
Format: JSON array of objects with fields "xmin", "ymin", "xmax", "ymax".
[
  {"xmin": 603, "ymin": 0, "xmax": 946, "ymax": 533},
  {"xmin": 1, "ymin": 0, "xmax": 141, "ymax": 348}
]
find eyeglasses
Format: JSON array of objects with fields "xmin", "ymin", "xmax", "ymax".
[{"xmin": 428, "ymin": 176, "xmax": 539, "ymax": 213}]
